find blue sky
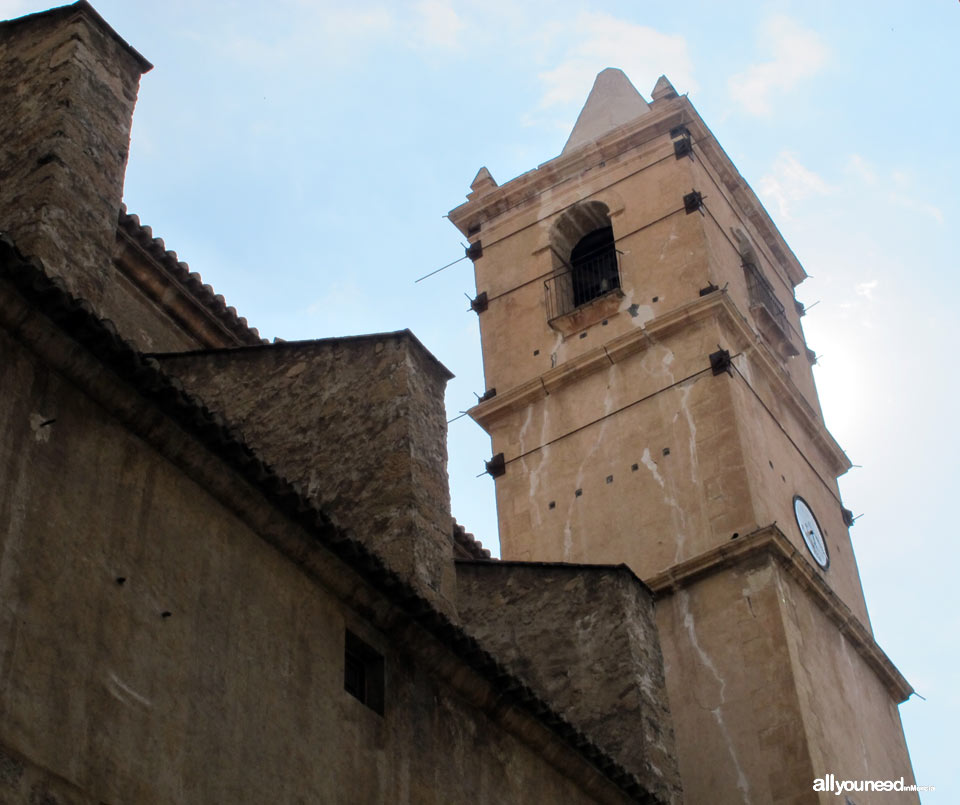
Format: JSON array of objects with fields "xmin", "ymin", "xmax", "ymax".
[{"xmin": 4, "ymin": 0, "xmax": 957, "ymax": 796}]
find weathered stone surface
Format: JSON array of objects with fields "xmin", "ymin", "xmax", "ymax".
[
  {"xmin": 0, "ymin": 2, "xmax": 149, "ymax": 309},
  {"xmin": 457, "ymin": 561, "xmax": 681, "ymax": 804},
  {"xmin": 0, "ymin": 277, "xmax": 639, "ymax": 805},
  {"xmin": 156, "ymin": 333, "xmax": 458, "ymax": 616}
]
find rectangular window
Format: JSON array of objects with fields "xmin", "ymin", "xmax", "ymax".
[{"xmin": 344, "ymin": 630, "xmax": 384, "ymax": 715}]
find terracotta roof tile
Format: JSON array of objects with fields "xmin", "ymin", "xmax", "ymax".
[
  {"xmin": 452, "ymin": 519, "xmax": 494, "ymax": 560},
  {"xmin": 117, "ymin": 205, "xmax": 265, "ymax": 346}
]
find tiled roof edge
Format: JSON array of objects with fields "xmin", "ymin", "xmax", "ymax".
[
  {"xmin": 117, "ymin": 205, "xmax": 266, "ymax": 346},
  {"xmin": 0, "ymin": 234, "xmax": 663, "ymax": 805},
  {"xmin": 452, "ymin": 519, "xmax": 493, "ymax": 560}
]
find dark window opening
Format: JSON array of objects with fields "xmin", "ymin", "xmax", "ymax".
[
  {"xmin": 344, "ymin": 630, "xmax": 384, "ymax": 714},
  {"xmin": 570, "ymin": 225, "xmax": 619, "ymax": 308}
]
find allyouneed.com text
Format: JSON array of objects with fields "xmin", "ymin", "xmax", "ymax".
[{"xmin": 813, "ymin": 774, "xmax": 934, "ymax": 795}]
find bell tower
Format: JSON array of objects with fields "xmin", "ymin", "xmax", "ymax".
[{"xmin": 449, "ymin": 69, "xmax": 917, "ymax": 803}]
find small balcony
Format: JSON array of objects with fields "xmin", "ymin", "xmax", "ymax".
[
  {"xmin": 743, "ymin": 261, "xmax": 799, "ymax": 356},
  {"xmin": 545, "ymin": 250, "xmax": 622, "ymax": 322}
]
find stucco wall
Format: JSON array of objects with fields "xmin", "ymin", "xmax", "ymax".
[
  {"xmin": 0, "ymin": 315, "xmax": 632, "ymax": 805},
  {"xmin": 777, "ymin": 566, "xmax": 917, "ymax": 802},
  {"xmin": 656, "ymin": 555, "xmax": 817, "ymax": 804},
  {"xmin": 487, "ymin": 311, "xmax": 755, "ymax": 574}
]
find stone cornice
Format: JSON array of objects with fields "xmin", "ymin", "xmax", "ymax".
[
  {"xmin": 645, "ymin": 525, "xmax": 913, "ymax": 705},
  {"xmin": 448, "ymin": 95, "xmax": 806, "ymax": 288},
  {"xmin": 448, "ymin": 103, "xmax": 688, "ymax": 236},
  {"xmin": 469, "ymin": 292, "xmax": 849, "ymax": 477}
]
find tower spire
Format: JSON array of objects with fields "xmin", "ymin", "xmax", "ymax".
[{"xmin": 562, "ymin": 68, "xmax": 650, "ymax": 155}]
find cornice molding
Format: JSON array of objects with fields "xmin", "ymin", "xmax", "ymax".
[
  {"xmin": 469, "ymin": 292, "xmax": 849, "ymax": 477},
  {"xmin": 645, "ymin": 525, "xmax": 913, "ymax": 705},
  {"xmin": 449, "ymin": 95, "xmax": 805, "ymax": 288}
]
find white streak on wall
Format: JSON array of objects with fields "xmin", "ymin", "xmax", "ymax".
[
  {"xmin": 678, "ymin": 591, "xmax": 752, "ymax": 803},
  {"xmin": 641, "ymin": 447, "xmax": 665, "ymax": 488},
  {"xmin": 106, "ymin": 671, "xmax": 153, "ymax": 709},
  {"xmin": 677, "ymin": 383, "xmax": 699, "ymax": 486},
  {"xmin": 641, "ymin": 447, "xmax": 689, "ymax": 562},
  {"xmin": 561, "ymin": 364, "xmax": 618, "ymax": 560},
  {"xmin": 659, "ymin": 225, "xmax": 679, "ymax": 262}
]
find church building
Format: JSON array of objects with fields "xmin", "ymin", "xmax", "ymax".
[{"xmin": 0, "ymin": 2, "xmax": 915, "ymax": 803}]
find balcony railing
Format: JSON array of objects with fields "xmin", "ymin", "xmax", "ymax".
[
  {"xmin": 743, "ymin": 261, "xmax": 789, "ymax": 335},
  {"xmin": 545, "ymin": 250, "xmax": 621, "ymax": 321}
]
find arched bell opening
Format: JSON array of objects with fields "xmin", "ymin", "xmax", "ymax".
[{"xmin": 546, "ymin": 201, "xmax": 620, "ymax": 320}]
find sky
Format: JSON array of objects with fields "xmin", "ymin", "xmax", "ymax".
[{"xmin": 3, "ymin": 0, "xmax": 957, "ymax": 796}]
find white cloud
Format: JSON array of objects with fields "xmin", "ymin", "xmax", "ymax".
[
  {"xmin": 414, "ymin": 0, "xmax": 465, "ymax": 48},
  {"xmin": 728, "ymin": 16, "xmax": 828, "ymax": 117},
  {"xmin": 845, "ymin": 154, "xmax": 943, "ymax": 224},
  {"xmin": 845, "ymin": 154, "xmax": 878, "ymax": 186},
  {"xmin": 211, "ymin": 5, "xmax": 395, "ymax": 70},
  {"xmin": 887, "ymin": 194, "xmax": 943, "ymax": 224},
  {"xmin": 855, "ymin": 280, "xmax": 878, "ymax": 299},
  {"xmin": 537, "ymin": 12, "xmax": 695, "ymax": 110},
  {"xmin": 758, "ymin": 151, "xmax": 833, "ymax": 219}
]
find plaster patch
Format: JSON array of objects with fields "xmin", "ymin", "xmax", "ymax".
[
  {"xmin": 743, "ymin": 563, "xmax": 774, "ymax": 594},
  {"xmin": 622, "ymin": 294, "xmax": 654, "ymax": 326},
  {"xmin": 29, "ymin": 413, "xmax": 52, "ymax": 443},
  {"xmin": 658, "ymin": 227, "xmax": 680, "ymax": 262},
  {"xmin": 733, "ymin": 352, "xmax": 753, "ymax": 384}
]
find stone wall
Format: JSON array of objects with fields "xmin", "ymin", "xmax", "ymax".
[
  {"xmin": 456, "ymin": 560, "xmax": 681, "ymax": 804},
  {"xmin": 0, "ymin": 2, "xmax": 149, "ymax": 308},
  {"xmin": 156, "ymin": 333, "xmax": 457, "ymax": 616},
  {"xmin": 0, "ymin": 274, "xmax": 639, "ymax": 805}
]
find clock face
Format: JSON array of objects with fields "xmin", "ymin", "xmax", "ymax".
[{"xmin": 794, "ymin": 496, "xmax": 829, "ymax": 569}]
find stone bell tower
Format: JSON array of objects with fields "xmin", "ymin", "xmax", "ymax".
[{"xmin": 449, "ymin": 69, "xmax": 917, "ymax": 803}]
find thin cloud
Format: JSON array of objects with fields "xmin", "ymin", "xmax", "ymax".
[
  {"xmin": 728, "ymin": 16, "xmax": 828, "ymax": 117},
  {"xmin": 845, "ymin": 154, "xmax": 943, "ymax": 224},
  {"xmin": 209, "ymin": 5, "xmax": 395, "ymax": 71},
  {"xmin": 758, "ymin": 151, "xmax": 833, "ymax": 219},
  {"xmin": 537, "ymin": 12, "xmax": 695, "ymax": 110},
  {"xmin": 414, "ymin": 0, "xmax": 465, "ymax": 49}
]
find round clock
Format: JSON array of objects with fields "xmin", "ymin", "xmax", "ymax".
[{"xmin": 793, "ymin": 495, "xmax": 829, "ymax": 569}]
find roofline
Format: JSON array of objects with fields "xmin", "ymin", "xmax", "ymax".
[
  {"xmin": 448, "ymin": 94, "xmax": 807, "ymax": 288},
  {"xmin": 0, "ymin": 234, "xmax": 652, "ymax": 802},
  {"xmin": 116, "ymin": 206, "xmax": 264, "ymax": 347},
  {"xmin": 148, "ymin": 329, "xmax": 454, "ymax": 382},
  {"xmin": 1, "ymin": 1, "xmax": 153, "ymax": 73},
  {"xmin": 456, "ymin": 558, "xmax": 655, "ymax": 596}
]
